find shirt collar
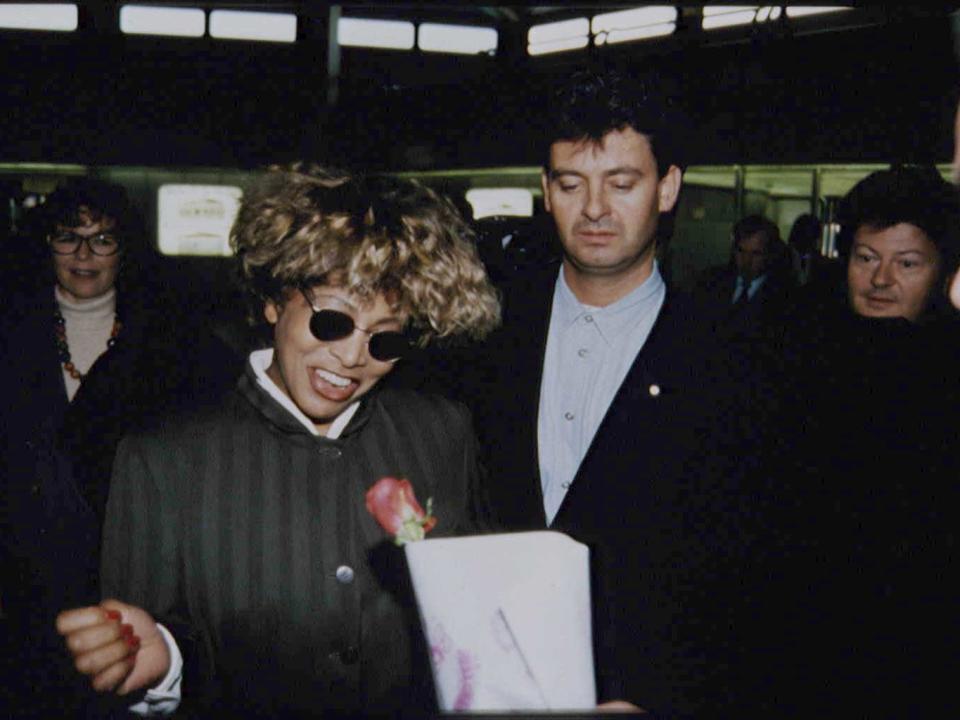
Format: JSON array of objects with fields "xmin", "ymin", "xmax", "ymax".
[
  {"xmin": 248, "ymin": 348, "xmax": 359, "ymax": 438},
  {"xmin": 553, "ymin": 261, "xmax": 665, "ymax": 329}
]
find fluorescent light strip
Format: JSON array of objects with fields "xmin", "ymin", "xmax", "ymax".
[
  {"xmin": 702, "ymin": 7, "xmax": 759, "ymax": 30},
  {"xmin": 209, "ymin": 10, "xmax": 296, "ymax": 43},
  {"xmin": 528, "ymin": 17, "xmax": 589, "ymax": 45},
  {"xmin": 592, "ymin": 6, "xmax": 677, "ymax": 34},
  {"xmin": 338, "ymin": 17, "xmax": 415, "ymax": 50},
  {"xmin": 528, "ymin": 36, "xmax": 590, "ymax": 56},
  {"xmin": 120, "ymin": 5, "xmax": 205, "ymax": 38},
  {"xmin": 418, "ymin": 23, "xmax": 497, "ymax": 55},
  {"xmin": 0, "ymin": 4, "xmax": 77, "ymax": 32},
  {"xmin": 596, "ymin": 23, "xmax": 676, "ymax": 45},
  {"xmin": 786, "ymin": 7, "xmax": 852, "ymax": 18}
]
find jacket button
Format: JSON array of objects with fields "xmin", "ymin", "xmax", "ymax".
[
  {"xmin": 335, "ymin": 565, "xmax": 354, "ymax": 584},
  {"xmin": 31, "ymin": 484, "xmax": 41, "ymax": 495},
  {"xmin": 648, "ymin": 384, "xmax": 661, "ymax": 397},
  {"xmin": 340, "ymin": 646, "xmax": 360, "ymax": 664}
]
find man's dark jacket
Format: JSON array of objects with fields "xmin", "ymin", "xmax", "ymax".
[{"xmin": 468, "ymin": 262, "xmax": 770, "ymax": 717}]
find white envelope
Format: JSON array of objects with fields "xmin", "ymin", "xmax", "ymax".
[{"xmin": 404, "ymin": 531, "xmax": 596, "ymax": 712}]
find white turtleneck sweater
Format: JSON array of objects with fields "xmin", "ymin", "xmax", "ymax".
[{"xmin": 55, "ymin": 285, "xmax": 118, "ymax": 401}]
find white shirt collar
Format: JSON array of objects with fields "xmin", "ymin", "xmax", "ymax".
[{"xmin": 248, "ymin": 349, "xmax": 359, "ymax": 438}]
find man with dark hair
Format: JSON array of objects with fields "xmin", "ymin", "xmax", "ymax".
[
  {"xmin": 472, "ymin": 69, "xmax": 761, "ymax": 716},
  {"xmin": 836, "ymin": 165, "xmax": 960, "ymax": 322},
  {"xmin": 766, "ymin": 164, "xmax": 960, "ymax": 716}
]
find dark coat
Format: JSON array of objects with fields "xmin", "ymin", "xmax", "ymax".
[
  {"xmin": 693, "ymin": 264, "xmax": 796, "ymax": 345},
  {"xmin": 0, "ymin": 282, "xmax": 242, "ymax": 715},
  {"xmin": 758, "ymin": 309, "xmax": 960, "ymax": 717},
  {"xmin": 100, "ymin": 368, "xmax": 482, "ymax": 717},
  {"xmin": 469, "ymin": 262, "xmax": 769, "ymax": 717}
]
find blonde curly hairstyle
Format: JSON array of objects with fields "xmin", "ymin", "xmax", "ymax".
[{"xmin": 232, "ymin": 163, "xmax": 500, "ymax": 343}]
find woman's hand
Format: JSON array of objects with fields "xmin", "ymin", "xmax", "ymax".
[{"xmin": 56, "ymin": 599, "xmax": 170, "ymax": 696}]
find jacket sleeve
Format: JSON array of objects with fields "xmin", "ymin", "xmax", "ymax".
[{"xmin": 100, "ymin": 435, "xmax": 211, "ymax": 708}]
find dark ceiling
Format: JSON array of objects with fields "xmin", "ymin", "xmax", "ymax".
[{"xmin": 1, "ymin": 4, "xmax": 958, "ymax": 170}]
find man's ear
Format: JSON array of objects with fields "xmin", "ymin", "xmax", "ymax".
[
  {"xmin": 657, "ymin": 165, "xmax": 683, "ymax": 213},
  {"xmin": 540, "ymin": 170, "xmax": 552, "ymax": 213},
  {"xmin": 264, "ymin": 300, "xmax": 279, "ymax": 326}
]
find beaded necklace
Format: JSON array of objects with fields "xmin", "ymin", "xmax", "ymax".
[{"xmin": 53, "ymin": 306, "xmax": 122, "ymax": 381}]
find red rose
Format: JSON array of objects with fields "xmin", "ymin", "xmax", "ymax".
[{"xmin": 366, "ymin": 476, "xmax": 437, "ymax": 545}]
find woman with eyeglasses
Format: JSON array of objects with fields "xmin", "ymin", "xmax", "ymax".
[
  {"xmin": 53, "ymin": 165, "xmax": 500, "ymax": 717},
  {"xmin": 0, "ymin": 178, "xmax": 241, "ymax": 714}
]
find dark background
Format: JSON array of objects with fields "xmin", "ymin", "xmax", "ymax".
[{"xmin": 1, "ymin": 4, "xmax": 958, "ymax": 171}]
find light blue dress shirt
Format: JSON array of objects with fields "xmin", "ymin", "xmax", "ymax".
[{"xmin": 537, "ymin": 264, "xmax": 666, "ymax": 525}]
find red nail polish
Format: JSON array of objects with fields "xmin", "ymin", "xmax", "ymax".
[
  {"xmin": 126, "ymin": 634, "xmax": 141, "ymax": 648},
  {"xmin": 104, "ymin": 609, "xmax": 121, "ymax": 621},
  {"xmin": 120, "ymin": 623, "xmax": 134, "ymax": 637}
]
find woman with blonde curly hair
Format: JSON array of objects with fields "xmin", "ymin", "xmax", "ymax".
[{"xmin": 54, "ymin": 165, "xmax": 500, "ymax": 717}]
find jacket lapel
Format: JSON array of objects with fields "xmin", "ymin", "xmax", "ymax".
[{"xmin": 551, "ymin": 290, "xmax": 682, "ymax": 526}]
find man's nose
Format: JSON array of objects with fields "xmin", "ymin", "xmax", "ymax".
[{"xmin": 582, "ymin": 187, "xmax": 610, "ymax": 221}]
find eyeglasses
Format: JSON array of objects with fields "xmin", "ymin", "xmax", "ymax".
[
  {"xmin": 303, "ymin": 292, "xmax": 412, "ymax": 363},
  {"xmin": 49, "ymin": 231, "xmax": 120, "ymax": 256}
]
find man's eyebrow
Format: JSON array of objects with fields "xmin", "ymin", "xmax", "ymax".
[
  {"xmin": 548, "ymin": 169, "xmax": 583, "ymax": 181},
  {"xmin": 602, "ymin": 167, "xmax": 644, "ymax": 177},
  {"xmin": 548, "ymin": 167, "xmax": 645, "ymax": 180}
]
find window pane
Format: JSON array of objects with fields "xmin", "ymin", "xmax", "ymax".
[
  {"xmin": 0, "ymin": 4, "xmax": 77, "ymax": 32},
  {"xmin": 466, "ymin": 188, "xmax": 534, "ymax": 219},
  {"xmin": 209, "ymin": 10, "xmax": 296, "ymax": 43},
  {"xmin": 338, "ymin": 17, "xmax": 415, "ymax": 50},
  {"xmin": 120, "ymin": 5, "xmax": 205, "ymax": 38},
  {"xmin": 158, "ymin": 184, "xmax": 242, "ymax": 257},
  {"xmin": 418, "ymin": 23, "xmax": 497, "ymax": 55}
]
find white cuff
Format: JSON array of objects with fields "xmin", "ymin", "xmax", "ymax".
[{"xmin": 127, "ymin": 623, "xmax": 183, "ymax": 716}]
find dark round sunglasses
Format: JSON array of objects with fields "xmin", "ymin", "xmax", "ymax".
[{"xmin": 309, "ymin": 308, "xmax": 412, "ymax": 362}]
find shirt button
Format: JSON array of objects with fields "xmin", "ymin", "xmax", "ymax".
[
  {"xmin": 561, "ymin": 482, "xmax": 571, "ymax": 490},
  {"xmin": 648, "ymin": 384, "xmax": 661, "ymax": 397},
  {"xmin": 577, "ymin": 348, "xmax": 588, "ymax": 358},
  {"xmin": 583, "ymin": 315, "xmax": 594, "ymax": 323},
  {"xmin": 563, "ymin": 411, "xmax": 575, "ymax": 421},
  {"xmin": 335, "ymin": 565, "xmax": 354, "ymax": 584}
]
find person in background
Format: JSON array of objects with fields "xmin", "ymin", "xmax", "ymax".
[
  {"xmin": 54, "ymin": 166, "xmax": 500, "ymax": 717},
  {"xmin": 765, "ymin": 165, "xmax": 960, "ymax": 716},
  {"xmin": 0, "ymin": 178, "xmax": 240, "ymax": 716},
  {"xmin": 838, "ymin": 166, "xmax": 958, "ymax": 324},
  {"xmin": 695, "ymin": 213, "xmax": 795, "ymax": 341}
]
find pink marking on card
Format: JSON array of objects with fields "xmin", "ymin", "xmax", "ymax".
[
  {"xmin": 429, "ymin": 617, "xmax": 452, "ymax": 666},
  {"xmin": 453, "ymin": 650, "xmax": 477, "ymax": 710}
]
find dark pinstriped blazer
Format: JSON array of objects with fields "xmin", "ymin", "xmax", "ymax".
[{"xmin": 101, "ymin": 363, "xmax": 481, "ymax": 717}]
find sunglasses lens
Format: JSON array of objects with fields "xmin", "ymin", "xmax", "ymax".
[
  {"xmin": 309, "ymin": 309, "xmax": 355, "ymax": 342},
  {"xmin": 368, "ymin": 332, "xmax": 411, "ymax": 362}
]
